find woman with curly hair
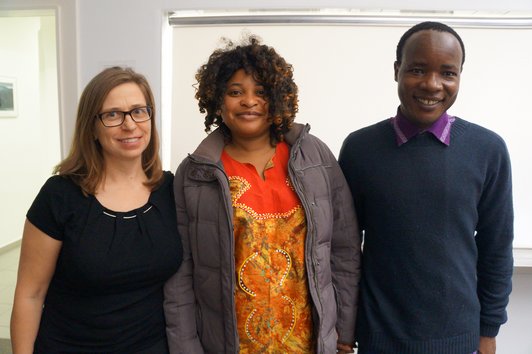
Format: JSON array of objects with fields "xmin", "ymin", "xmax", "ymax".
[{"xmin": 164, "ymin": 36, "xmax": 361, "ymax": 354}]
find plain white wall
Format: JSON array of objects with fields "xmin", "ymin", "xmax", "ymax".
[
  {"xmin": 74, "ymin": 2, "xmax": 532, "ymax": 353},
  {"xmin": 76, "ymin": 0, "xmax": 532, "ymax": 160},
  {"xmin": 0, "ymin": 0, "xmax": 78, "ymax": 160},
  {"xmin": 0, "ymin": 0, "xmax": 530, "ymax": 351},
  {"xmin": 0, "ymin": 16, "xmax": 60, "ymax": 248}
]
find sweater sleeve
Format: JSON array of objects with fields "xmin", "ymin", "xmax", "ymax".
[{"xmin": 475, "ymin": 135, "xmax": 514, "ymax": 337}]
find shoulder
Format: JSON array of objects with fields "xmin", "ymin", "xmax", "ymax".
[
  {"xmin": 293, "ymin": 125, "xmax": 336, "ymax": 164},
  {"xmin": 453, "ymin": 117, "xmax": 509, "ymax": 153},
  {"xmin": 39, "ymin": 174, "xmax": 82, "ymax": 198},
  {"xmin": 150, "ymin": 171, "xmax": 177, "ymax": 213},
  {"xmin": 340, "ymin": 119, "xmax": 394, "ymax": 160},
  {"xmin": 153, "ymin": 170, "xmax": 175, "ymax": 194},
  {"xmin": 27, "ymin": 175, "xmax": 85, "ymax": 240},
  {"xmin": 343, "ymin": 119, "xmax": 392, "ymax": 144},
  {"xmin": 160, "ymin": 170, "xmax": 174, "ymax": 185}
]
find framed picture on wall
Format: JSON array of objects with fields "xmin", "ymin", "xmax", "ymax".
[{"xmin": 0, "ymin": 76, "xmax": 17, "ymax": 117}]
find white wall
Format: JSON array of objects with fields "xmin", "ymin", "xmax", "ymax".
[
  {"xmin": 0, "ymin": 16, "xmax": 60, "ymax": 248},
  {"xmin": 0, "ymin": 0, "xmax": 78, "ymax": 159},
  {"xmin": 0, "ymin": 0, "xmax": 531, "ymax": 351},
  {"xmin": 74, "ymin": 2, "xmax": 532, "ymax": 353},
  {"xmin": 76, "ymin": 0, "xmax": 532, "ymax": 163},
  {"xmin": 498, "ymin": 267, "xmax": 532, "ymax": 353}
]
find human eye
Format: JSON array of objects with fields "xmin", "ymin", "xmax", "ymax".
[
  {"xmin": 226, "ymin": 89, "xmax": 242, "ymax": 97},
  {"xmin": 132, "ymin": 107, "xmax": 151, "ymax": 120},
  {"xmin": 443, "ymin": 71, "xmax": 458, "ymax": 78},
  {"xmin": 102, "ymin": 111, "xmax": 121, "ymax": 121},
  {"xmin": 131, "ymin": 107, "xmax": 147, "ymax": 115},
  {"xmin": 409, "ymin": 68, "xmax": 424, "ymax": 74},
  {"xmin": 255, "ymin": 87, "xmax": 266, "ymax": 97}
]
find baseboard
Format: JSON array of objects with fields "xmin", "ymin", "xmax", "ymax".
[
  {"xmin": 0, "ymin": 338, "xmax": 12, "ymax": 354},
  {"xmin": 0, "ymin": 239, "xmax": 21, "ymax": 254}
]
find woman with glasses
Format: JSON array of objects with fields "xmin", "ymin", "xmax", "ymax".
[
  {"xmin": 164, "ymin": 36, "xmax": 361, "ymax": 354},
  {"xmin": 10, "ymin": 66, "xmax": 182, "ymax": 354}
]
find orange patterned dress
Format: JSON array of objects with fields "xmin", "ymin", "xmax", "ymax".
[{"xmin": 221, "ymin": 142, "xmax": 314, "ymax": 353}]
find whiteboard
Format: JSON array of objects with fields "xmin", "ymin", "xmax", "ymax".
[{"xmin": 169, "ymin": 21, "xmax": 532, "ymax": 252}]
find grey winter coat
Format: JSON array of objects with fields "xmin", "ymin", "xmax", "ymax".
[{"xmin": 164, "ymin": 123, "xmax": 361, "ymax": 353}]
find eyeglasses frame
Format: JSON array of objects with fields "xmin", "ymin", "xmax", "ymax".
[{"xmin": 97, "ymin": 106, "xmax": 152, "ymax": 127}]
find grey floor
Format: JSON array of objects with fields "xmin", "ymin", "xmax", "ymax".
[{"xmin": 0, "ymin": 242, "xmax": 19, "ymax": 354}]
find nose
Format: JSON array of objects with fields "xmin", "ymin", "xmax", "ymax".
[
  {"xmin": 422, "ymin": 72, "xmax": 443, "ymax": 91},
  {"xmin": 121, "ymin": 113, "xmax": 137, "ymax": 130},
  {"xmin": 240, "ymin": 93, "xmax": 258, "ymax": 107}
]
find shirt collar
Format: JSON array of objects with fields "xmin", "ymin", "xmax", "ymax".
[{"xmin": 391, "ymin": 108, "xmax": 455, "ymax": 146}]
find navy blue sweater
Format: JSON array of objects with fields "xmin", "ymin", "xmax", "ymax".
[{"xmin": 339, "ymin": 118, "xmax": 513, "ymax": 354}]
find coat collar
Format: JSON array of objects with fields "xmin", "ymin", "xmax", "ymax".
[{"xmin": 191, "ymin": 123, "xmax": 309, "ymax": 164}]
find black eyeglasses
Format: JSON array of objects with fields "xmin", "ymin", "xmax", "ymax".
[{"xmin": 97, "ymin": 106, "xmax": 152, "ymax": 127}]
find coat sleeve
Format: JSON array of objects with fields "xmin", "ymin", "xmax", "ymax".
[
  {"xmin": 325, "ymin": 143, "xmax": 362, "ymax": 345},
  {"xmin": 164, "ymin": 161, "xmax": 204, "ymax": 354}
]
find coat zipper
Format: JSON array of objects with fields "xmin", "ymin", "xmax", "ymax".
[{"xmin": 288, "ymin": 132, "xmax": 325, "ymax": 354}]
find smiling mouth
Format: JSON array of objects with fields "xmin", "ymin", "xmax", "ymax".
[
  {"xmin": 119, "ymin": 137, "xmax": 140, "ymax": 143},
  {"xmin": 237, "ymin": 111, "xmax": 263, "ymax": 117},
  {"xmin": 416, "ymin": 97, "xmax": 441, "ymax": 105}
]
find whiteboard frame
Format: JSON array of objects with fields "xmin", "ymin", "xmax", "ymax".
[{"xmin": 169, "ymin": 10, "xmax": 532, "ymax": 28}]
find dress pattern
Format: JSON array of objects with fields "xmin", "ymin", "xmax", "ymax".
[{"xmin": 221, "ymin": 142, "xmax": 313, "ymax": 353}]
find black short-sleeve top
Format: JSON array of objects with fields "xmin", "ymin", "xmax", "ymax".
[{"xmin": 27, "ymin": 171, "xmax": 182, "ymax": 353}]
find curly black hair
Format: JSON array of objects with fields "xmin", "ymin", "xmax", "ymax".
[{"xmin": 195, "ymin": 35, "xmax": 298, "ymax": 144}]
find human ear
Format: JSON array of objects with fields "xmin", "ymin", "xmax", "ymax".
[{"xmin": 394, "ymin": 61, "xmax": 400, "ymax": 82}]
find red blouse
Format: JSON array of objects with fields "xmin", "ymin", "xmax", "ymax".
[{"xmin": 221, "ymin": 141, "xmax": 313, "ymax": 353}]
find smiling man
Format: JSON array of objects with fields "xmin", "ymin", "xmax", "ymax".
[{"xmin": 339, "ymin": 22, "xmax": 513, "ymax": 354}]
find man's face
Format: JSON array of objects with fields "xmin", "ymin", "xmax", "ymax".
[{"xmin": 394, "ymin": 30, "xmax": 463, "ymax": 128}]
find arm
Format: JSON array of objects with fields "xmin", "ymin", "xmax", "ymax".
[
  {"xmin": 478, "ymin": 336, "xmax": 496, "ymax": 354},
  {"xmin": 475, "ymin": 138, "xmax": 513, "ymax": 340},
  {"xmin": 164, "ymin": 163, "xmax": 204, "ymax": 354},
  {"xmin": 11, "ymin": 220, "xmax": 61, "ymax": 354},
  {"xmin": 328, "ymin": 150, "xmax": 362, "ymax": 348}
]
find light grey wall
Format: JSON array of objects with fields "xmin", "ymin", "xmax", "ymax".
[
  {"xmin": 0, "ymin": 15, "xmax": 61, "ymax": 248},
  {"xmin": 1, "ymin": 0, "xmax": 530, "ymax": 351},
  {"xmin": 0, "ymin": 0, "xmax": 78, "ymax": 157},
  {"xmin": 498, "ymin": 267, "xmax": 532, "ymax": 353},
  {"xmin": 4, "ymin": 0, "xmax": 532, "ymax": 153},
  {"xmin": 78, "ymin": 0, "xmax": 532, "ymax": 150},
  {"xmin": 74, "ymin": 2, "xmax": 532, "ymax": 353}
]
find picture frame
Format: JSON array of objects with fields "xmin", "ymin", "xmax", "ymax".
[{"xmin": 0, "ymin": 76, "xmax": 18, "ymax": 117}]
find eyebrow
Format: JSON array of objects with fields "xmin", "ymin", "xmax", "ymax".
[
  {"xmin": 101, "ymin": 103, "xmax": 147, "ymax": 111},
  {"xmin": 406, "ymin": 61, "xmax": 459, "ymax": 70},
  {"xmin": 226, "ymin": 82, "xmax": 265, "ymax": 89},
  {"xmin": 441, "ymin": 64, "xmax": 460, "ymax": 70}
]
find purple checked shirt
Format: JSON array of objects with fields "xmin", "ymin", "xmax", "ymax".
[{"xmin": 391, "ymin": 108, "xmax": 456, "ymax": 146}]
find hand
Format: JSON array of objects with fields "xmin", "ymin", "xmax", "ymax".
[
  {"xmin": 337, "ymin": 342, "xmax": 354, "ymax": 354},
  {"xmin": 478, "ymin": 336, "xmax": 496, "ymax": 354}
]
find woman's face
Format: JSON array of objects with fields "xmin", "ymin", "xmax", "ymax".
[
  {"xmin": 220, "ymin": 69, "xmax": 271, "ymax": 142},
  {"xmin": 94, "ymin": 82, "xmax": 151, "ymax": 164}
]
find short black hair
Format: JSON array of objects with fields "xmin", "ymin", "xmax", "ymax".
[{"xmin": 396, "ymin": 21, "xmax": 465, "ymax": 67}]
